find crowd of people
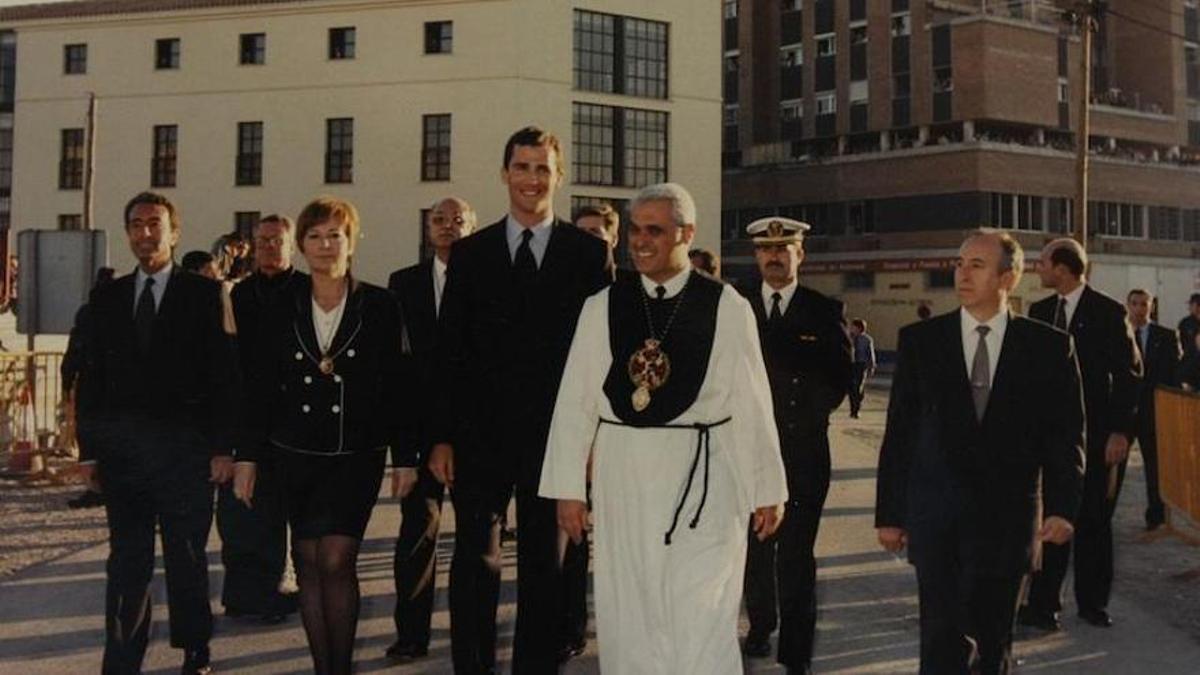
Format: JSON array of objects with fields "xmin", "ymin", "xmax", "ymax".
[{"xmin": 65, "ymin": 124, "xmax": 1199, "ymax": 675}]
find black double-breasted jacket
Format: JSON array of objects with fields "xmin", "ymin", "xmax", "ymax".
[
  {"xmin": 738, "ymin": 282, "xmax": 853, "ymax": 504},
  {"xmin": 239, "ymin": 275, "xmax": 416, "ymax": 467}
]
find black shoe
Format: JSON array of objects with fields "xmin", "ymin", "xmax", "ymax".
[
  {"xmin": 741, "ymin": 635, "xmax": 772, "ymax": 658},
  {"xmin": 1078, "ymin": 608, "xmax": 1113, "ymax": 627},
  {"xmin": 558, "ymin": 637, "xmax": 586, "ymax": 663},
  {"xmin": 68, "ymin": 490, "xmax": 105, "ymax": 509},
  {"xmin": 181, "ymin": 646, "xmax": 212, "ymax": 675},
  {"xmin": 384, "ymin": 641, "xmax": 429, "ymax": 660},
  {"xmin": 1017, "ymin": 605, "xmax": 1061, "ymax": 632}
]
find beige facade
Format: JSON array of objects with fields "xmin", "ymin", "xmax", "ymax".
[{"xmin": 3, "ymin": 0, "xmax": 721, "ymax": 285}]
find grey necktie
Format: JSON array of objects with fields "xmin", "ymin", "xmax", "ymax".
[
  {"xmin": 970, "ymin": 325, "xmax": 991, "ymax": 422},
  {"xmin": 1053, "ymin": 296, "xmax": 1067, "ymax": 330}
]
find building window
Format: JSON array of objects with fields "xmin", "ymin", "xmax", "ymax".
[
  {"xmin": 928, "ymin": 269, "xmax": 955, "ymax": 289},
  {"xmin": 1090, "ymin": 201, "xmax": 1146, "ymax": 239},
  {"xmin": 329, "ymin": 27, "xmax": 356, "ymax": 60},
  {"xmin": 573, "ymin": 10, "xmax": 669, "ymax": 99},
  {"xmin": 425, "ymin": 21, "xmax": 453, "ymax": 54},
  {"xmin": 843, "ymin": 272, "xmax": 875, "ymax": 291},
  {"xmin": 155, "ymin": 38, "xmax": 180, "ymax": 70},
  {"xmin": 236, "ymin": 121, "xmax": 263, "ymax": 186},
  {"xmin": 816, "ymin": 34, "xmax": 836, "ymax": 57},
  {"xmin": 816, "ymin": 92, "xmax": 836, "ymax": 115},
  {"xmin": 724, "ymin": 53, "xmax": 739, "ymax": 103},
  {"xmin": 891, "ymin": 14, "xmax": 911, "ymax": 37},
  {"xmin": 421, "ymin": 113, "xmax": 451, "ymax": 181},
  {"xmin": 64, "ymin": 44, "xmax": 87, "ymax": 74},
  {"xmin": 240, "ymin": 33, "xmax": 265, "ymax": 65},
  {"xmin": 723, "ymin": 0, "xmax": 739, "ymax": 50},
  {"xmin": 58, "ymin": 214, "xmax": 82, "ymax": 230},
  {"xmin": 780, "ymin": 44, "xmax": 803, "ymax": 68},
  {"xmin": 151, "ymin": 125, "xmax": 177, "ymax": 187},
  {"xmin": 781, "ymin": 44, "xmax": 803, "ymax": 100},
  {"xmin": 235, "ymin": 211, "xmax": 261, "ymax": 240},
  {"xmin": 325, "ymin": 118, "xmax": 353, "ymax": 183},
  {"xmin": 59, "ymin": 128, "xmax": 84, "ymax": 190},
  {"xmin": 781, "ymin": 99, "xmax": 803, "ymax": 139},
  {"xmin": 572, "ymin": 102, "xmax": 668, "ymax": 187}
]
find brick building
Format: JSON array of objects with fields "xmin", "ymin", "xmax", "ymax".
[{"xmin": 721, "ymin": 0, "xmax": 1200, "ymax": 351}]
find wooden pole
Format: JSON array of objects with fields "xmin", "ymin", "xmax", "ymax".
[
  {"xmin": 1073, "ymin": 4, "xmax": 1094, "ymax": 246},
  {"xmin": 82, "ymin": 93, "xmax": 96, "ymax": 230}
]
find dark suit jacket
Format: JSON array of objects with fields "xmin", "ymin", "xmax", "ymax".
[
  {"xmin": 388, "ymin": 260, "xmax": 438, "ymax": 458},
  {"xmin": 240, "ymin": 276, "xmax": 415, "ymax": 466},
  {"xmin": 432, "ymin": 218, "xmax": 609, "ymax": 486},
  {"xmin": 1133, "ymin": 323, "xmax": 1182, "ymax": 423},
  {"xmin": 76, "ymin": 266, "xmax": 239, "ymax": 461},
  {"xmin": 1029, "ymin": 285, "xmax": 1142, "ymax": 454},
  {"xmin": 875, "ymin": 311, "xmax": 1085, "ymax": 576},
  {"xmin": 738, "ymin": 282, "xmax": 853, "ymax": 504}
]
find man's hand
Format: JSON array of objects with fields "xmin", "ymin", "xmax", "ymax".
[
  {"xmin": 233, "ymin": 463, "xmax": 257, "ymax": 508},
  {"xmin": 210, "ymin": 456, "xmax": 234, "ymax": 484},
  {"xmin": 1038, "ymin": 516, "xmax": 1075, "ymax": 544},
  {"xmin": 752, "ymin": 503, "xmax": 785, "ymax": 541},
  {"xmin": 391, "ymin": 467, "xmax": 419, "ymax": 499},
  {"xmin": 877, "ymin": 526, "xmax": 908, "ymax": 553},
  {"xmin": 1105, "ymin": 433, "xmax": 1130, "ymax": 466},
  {"xmin": 557, "ymin": 499, "xmax": 589, "ymax": 544},
  {"xmin": 428, "ymin": 443, "xmax": 455, "ymax": 487},
  {"xmin": 78, "ymin": 463, "xmax": 101, "ymax": 493}
]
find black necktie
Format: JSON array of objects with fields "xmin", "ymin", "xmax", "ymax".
[
  {"xmin": 970, "ymin": 325, "xmax": 991, "ymax": 422},
  {"xmin": 135, "ymin": 277, "xmax": 157, "ymax": 353},
  {"xmin": 514, "ymin": 229, "xmax": 537, "ymax": 281},
  {"xmin": 1053, "ymin": 296, "xmax": 1067, "ymax": 330},
  {"xmin": 769, "ymin": 292, "xmax": 782, "ymax": 322},
  {"xmin": 655, "ymin": 285, "xmax": 666, "ymax": 300}
]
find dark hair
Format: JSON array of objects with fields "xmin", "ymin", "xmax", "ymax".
[
  {"xmin": 502, "ymin": 126, "xmax": 564, "ymax": 177},
  {"xmin": 917, "ymin": 304, "xmax": 932, "ymax": 320},
  {"xmin": 1127, "ymin": 288, "xmax": 1152, "ymax": 302},
  {"xmin": 688, "ymin": 248, "xmax": 720, "ymax": 276},
  {"xmin": 93, "ymin": 266, "xmax": 116, "ymax": 290},
  {"xmin": 851, "ymin": 318, "xmax": 867, "ymax": 331},
  {"xmin": 123, "ymin": 191, "xmax": 179, "ymax": 230},
  {"xmin": 1190, "ymin": 293, "xmax": 1200, "ymax": 306},
  {"xmin": 575, "ymin": 204, "xmax": 619, "ymax": 236},
  {"xmin": 181, "ymin": 250, "xmax": 215, "ymax": 273},
  {"xmin": 256, "ymin": 214, "xmax": 294, "ymax": 233},
  {"xmin": 1049, "ymin": 244, "xmax": 1085, "ymax": 277}
]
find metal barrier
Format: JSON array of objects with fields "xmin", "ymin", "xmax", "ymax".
[
  {"xmin": 1155, "ymin": 386, "xmax": 1200, "ymax": 532},
  {"xmin": 0, "ymin": 351, "xmax": 69, "ymax": 482}
]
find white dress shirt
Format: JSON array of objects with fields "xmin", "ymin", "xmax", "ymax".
[
  {"xmin": 760, "ymin": 279, "xmax": 798, "ymax": 316},
  {"xmin": 960, "ymin": 307, "xmax": 1008, "ymax": 385},
  {"xmin": 1056, "ymin": 282, "xmax": 1086, "ymax": 327},
  {"xmin": 639, "ymin": 266, "xmax": 691, "ymax": 299},
  {"xmin": 433, "ymin": 256, "xmax": 448, "ymax": 315},
  {"xmin": 505, "ymin": 213, "xmax": 554, "ymax": 267},
  {"xmin": 312, "ymin": 293, "xmax": 348, "ymax": 353},
  {"xmin": 132, "ymin": 263, "xmax": 173, "ymax": 314}
]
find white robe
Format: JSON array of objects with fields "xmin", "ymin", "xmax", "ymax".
[{"xmin": 539, "ymin": 280, "xmax": 788, "ymax": 675}]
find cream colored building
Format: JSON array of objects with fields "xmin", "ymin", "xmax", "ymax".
[{"xmin": 2, "ymin": 0, "xmax": 721, "ymax": 285}]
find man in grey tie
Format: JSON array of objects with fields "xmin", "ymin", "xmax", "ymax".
[{"xmin": 876, "ymin": 229, "xmax": 1085, "ymax": 675}]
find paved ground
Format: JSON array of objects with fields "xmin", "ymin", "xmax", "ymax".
[{"xmin": 2, "ymin": 388, "xmax": 1199, "ymax": 673}]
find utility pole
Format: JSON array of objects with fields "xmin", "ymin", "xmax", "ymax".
[{"xmin": 1065, "ymin": 1, "xmax": 1101, "ymax": 247}]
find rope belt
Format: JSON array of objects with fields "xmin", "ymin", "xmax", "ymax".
[{"xmin": 599, "ymin": 416, "xmax": 732, "ymax": 545}]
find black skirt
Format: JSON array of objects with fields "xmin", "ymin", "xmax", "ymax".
[{"xmin": 279, "ymin": 448, "xmax": 386, "ymax": 541}]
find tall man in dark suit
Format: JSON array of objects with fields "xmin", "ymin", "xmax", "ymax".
[
  {"xmin": 384, "ymin": 196, "xmax": 476, "ymax": 661},
  {"xmin": 876, "ymin": 230, "xmax": 1085, "ymax": 675},
  {"xmin": 427, "ymin": 127, "xmax": 610, "ymax": 674},
  {"xmin": 218, "ymin": 214, "xmax": 304, "ymax": 623},
  {"xmin": 1020, "ymin": 238, "xmax": 1142, "ymax": 630},
  {"xmin": 1125, "ymin": 289, "xmax": 1181, "ymax": 530},
  {"xmin": 737, "ymin": 217, "xmax": 852, "ymax": 674},
  {"xmin": 1178, "ymin": 293, "xmax": 1200, "ymax": 363},
  {"xmin": 77, "ymin": 192, "xmax": 240, "ymax": 675}
]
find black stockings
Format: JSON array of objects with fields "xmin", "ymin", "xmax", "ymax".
[{"xmin": 293, "ymin": 535, "xmax": 362, "ymax": 675}]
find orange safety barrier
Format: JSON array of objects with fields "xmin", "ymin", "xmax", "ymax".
[
  {"xmin": 0, "ymin": 351, "xmax": 69, "ymax": 482},
  {"xmin": 1155, "ymin": 386, "xmax": 1200, "ymax": 532}
]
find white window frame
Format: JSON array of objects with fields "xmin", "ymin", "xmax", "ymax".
[
  {"xmin": 815, "ymin": 91, "xmax": 837, "ymax": 115},
  {"xmin": 816, "ymin": 33, "xmax": 836, "ymax": 57},
  {"xmin": 780, "ymin": 44, "xmax": 803, "ymax": 68},
  {"xmin": 891, "ymin": 14, "xmax": 912, "ymax": 37}
]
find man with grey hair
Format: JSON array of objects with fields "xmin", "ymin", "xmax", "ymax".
[
  {"xmin": 540, "ymin": 182, "xmax": 788, "ymax": 673},
  {"xmin": 384, "ymin": 196, "xmax": 476, "ymax": 661},
  {"xmin": 1020, "ymin": 237, "xmax": 1141, "ymax": 632},
  {"xmin": 877, "ymin": 229, "xmax": 1084, "ymax": 674}
]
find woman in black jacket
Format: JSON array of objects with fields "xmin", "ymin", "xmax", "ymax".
[{"xmin": 234, "ymin": 196, "xmax": 417, "ymax": 675}]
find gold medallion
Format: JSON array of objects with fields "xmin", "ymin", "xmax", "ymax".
[
  {"xmin": 628, "ymin": 338, "xmax": 671, "ymax": 412},
  {"xmin": 318, "ymin": 356, "xmax": 335, "ymax": 375}
]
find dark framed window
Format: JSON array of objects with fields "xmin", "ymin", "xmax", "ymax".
[
  {"xmin": 151, "ymin": 124, "xmax": 178, "ymax": 187},
  {"xmin": 59, "ymin": 128, "xmax": 84, "ymax": 190},
  {"xmin": 235, "ymin": 211, "xmax": 261, "ymax": 240},
  {"xmin": 329, "ymin": 27, "xmax": 356, "ymax": 60},
  {"xmin": 236, "ymin": 121, "xmax": 263, "ymax": 186},
  {"xmin": 421, "ymin": 114, "xmax": 451, "ymax": 181},
  {"xmin": 424, "ymin": 21, "xmax": 453, "ymax": 54},
  {"xmin": 325, "ymin": 118, "xmax": 353, "ymax": 183},
  {"xmin": 58, "ymin": 214, "xmax": 82, "ymax": 230},
  {"xmin": 64, "ymin": 44, "xmax": 87, "ymax": 74},
  {"xmin": 573, "ymin": 102, "xmax": 668, "ymax": 188},
  {"xmin": 573, "ymin": 10, "xmax": 668, "ymax": 99},
  {"xmin": 240, "ymin": 33, "xmax": 266, "ymax": 65},
  {"xmin": 844, "ymin": 271, "xmax": 875, "ymax": 291},
  {"xmin": 155, "ymin": 38, "xmax": 180, "ymax": 70},
  {"xmin": 928, "ymin": 269, "xmax": 955, "ymax": 289}
]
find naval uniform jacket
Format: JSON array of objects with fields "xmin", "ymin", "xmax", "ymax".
[
  {"xmin": 737, "ymin": 283, "xmax": 853, "ymax": 505},
  {"xmin": 239, "ymin": 275, "xmax": 416, "ymax": 467}
]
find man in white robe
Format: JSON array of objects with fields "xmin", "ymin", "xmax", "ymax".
[{"xmin": 539, "ymin": 182, "xmax": 788, "ymax": 674}]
